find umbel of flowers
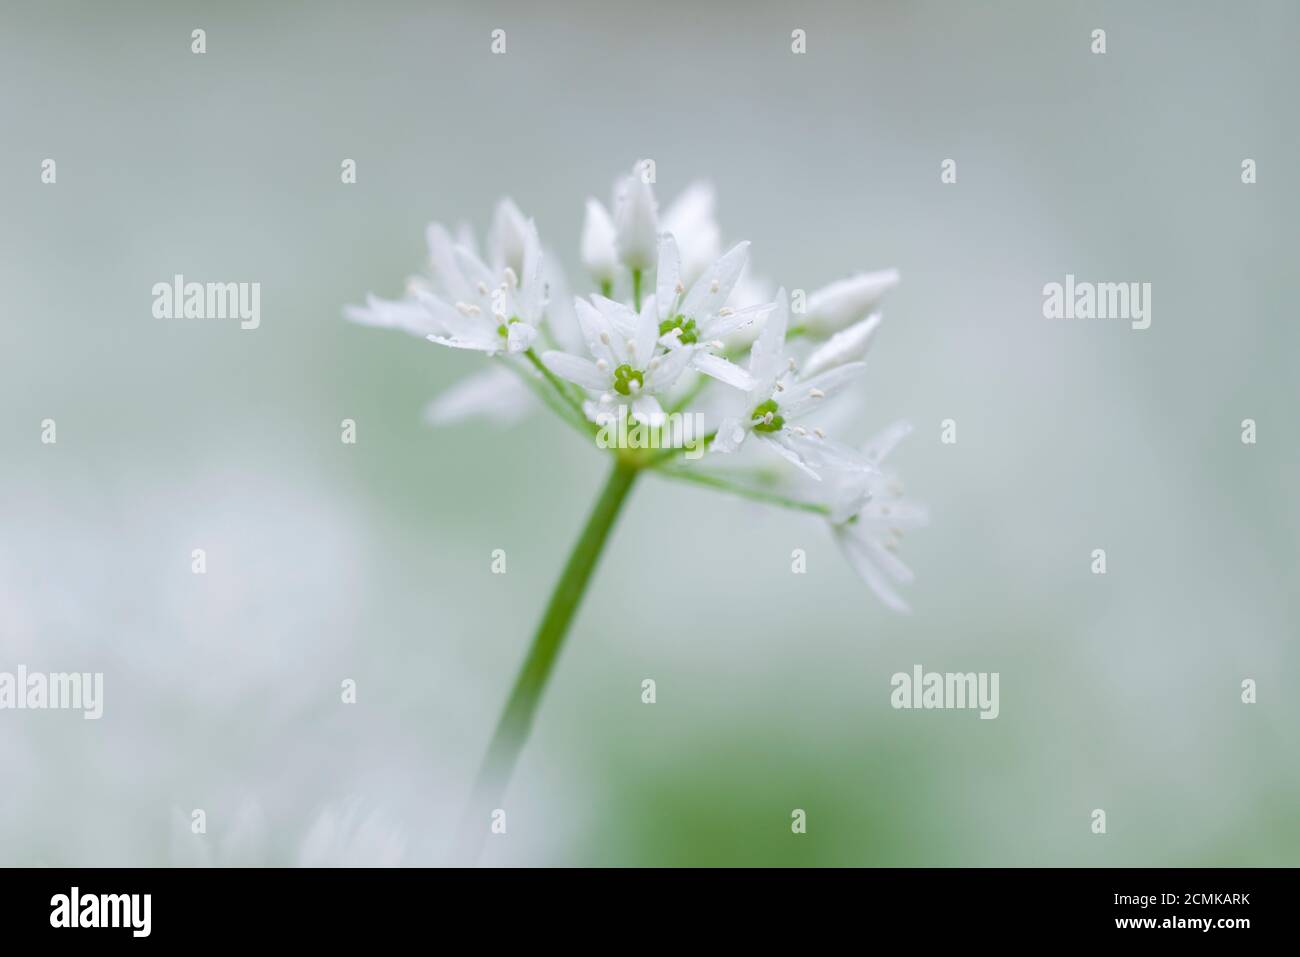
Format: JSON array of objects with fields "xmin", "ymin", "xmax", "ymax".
[{"xmin": 348, "ymin": 162, "xmax": 926, "ymax": 839}]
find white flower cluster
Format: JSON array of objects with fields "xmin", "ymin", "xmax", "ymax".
[{"xmin": 348, "ymin": 163, "xmax": 926, "ymax": 611}]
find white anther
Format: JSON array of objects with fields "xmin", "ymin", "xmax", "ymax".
[
  {"xmin": 709, "ymin": 278, "xmax": 720, "ymax": 293},
  {"xmin": 814, "ymin": 428, "xmax": 826, "ymax": 438},
  {"xmin": 763, "ymin": 412, "xmax": 775, "ymax": 425},
  {"xmin": 455, "ymin": 302, "xmax": 481, "ymax": 317},
  {"xmin": 809, "ymin": 388, "xmax": 825, "ymax": 399},
  {"xmin": 674, "ymin": 281, "xmax": 686, "ymax": 295},
  {"xmin": 503, "ymin": 267, "xmax": 518, "ymax": 288},
  {"xmin": 718, "ymin": 307, "xmax": 734, "ymax": 317},
  {"xmin": 599, "ymin": 332, "xmax": 611, "ymax": 345},
  {"xmin": 595, "ymin": 358, "xmax": 609, "ymax": 371},
  {"xmin": 477, "ymin": 281, "xmax": 490, "ymax": 295}
]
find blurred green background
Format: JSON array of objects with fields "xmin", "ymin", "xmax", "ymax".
[{"xmin": 1, "ymin": 0, "xmax": 1296, "ymax": 865}]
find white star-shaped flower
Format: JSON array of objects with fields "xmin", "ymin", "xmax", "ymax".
[
  {"xmin": 541, "ymin": 294, "xmax": 695, "ymax": 426},
  {"xmin": 711, "ymin": 288, "xmax": 876, "ymax": 479},
  {"xmin": 652, "ymin": 235, "xmax": 771, "ymax": 393},
  {"xmin": 826, "ymin": 421, "xmax": 928, "ymax": 613}
]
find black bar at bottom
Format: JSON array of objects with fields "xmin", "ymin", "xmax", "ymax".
[{"xmin": 0, "ymin": 867, "xmax": 1280, "ymax": 942}]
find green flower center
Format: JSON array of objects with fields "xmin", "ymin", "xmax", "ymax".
[
  {"xmin": 497, "ymin": 315, "xmax": 521, "ymax": 338},
  {"xmin": 751, "ymin": 398, "xmax": 784, "ymax": 432},
  {"xmin": 658, "ymin": 314, "xmax": 698, "ymax": 345},
  {"xmin": 613, "ymin": 364, "xmax": 645, "ymax": 396}
]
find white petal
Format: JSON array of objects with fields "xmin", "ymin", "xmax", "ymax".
[
  {"xmin": 506, "ymin": 321, "xmax": 538, "ymax": 353},
  {"xmin": 710, "ymin": 417, "xmax": 749, "ymax": 454},
  {"xmin": 690, "ymin": 351, "xmax": 754, "ymax": 391},
  {"xmin": 542, "ymin": 262, "xmax": 585, "ymax": 354},
  {"xmin": 781, "ymin": 363, "xmax": 867, "ymax": 420},
  {"xmin": 541, "ymin": 350, "xmax": 609, "ymax": 390},
  {"xmin": 424, "ymin": 366, "xmax": 533, "ymax": 426},
  {"xmin": 862, "ymin": 420, "xmax": 913, "ymax": 466},
  {"xmin": 631, "ymin": 394, "xmax": 665, "ymax": 426},
  {"xmin": 661, "ymin": 181, "xmax": 721, "ymax": 285},
  {"xmin": 861, "ymin": 500, "xmax": 930, "ymax": 529},
  {"xmin": 580, "ymin": 199, "xmax": 619, "ymax": 282},
  {"xmin": 573, "ymin": 298, "xmax": 620, "ymax": 366},
  {"xmin": 488, "ymin": 197, "xmax": 530, "ymax": 276},
  {"xmin": 590, "ymin": 294, "xmax": 640, "ymax": 340},
  {"xmin": 801, "ymin": 313, "xmax": 883, "ymax": 378},
  {"xmin": 775, "ymin": 429, "xmax": 875, "ymax": 473},
  {"xmin": 747, "ymin": 287, "xmax": 789, "ymax": 391},
  {"xmin": 512, "ymin": 220, "xmax": 546, "ymax": 324},
  {"xmin": 426, "ymin": 332, "xmax": 498, "ymax": 354},
  {"xmin": 700, "ymin": 302, "xmax": 774, "ymax": 340},
  {"xmin": 425, "ymin": 223, "xmax": 473, "ymax": 303},
  {"xmin": 829, "ymin": 481, "xmax": 871, "ymax": 525},
  {"xmin": 865, "ymin": 536, "xmax": 915, "ymax": 585},
  {"xmin": 804, "ymin": 269, "xmax": 899, "ymax": 335},
  {"xmin": 655, "ymin": 234, "xmax": 682, "ymax": 319},
  {"xmin": 614, "ymin": 162, "xmax": 658, "ymax": 271},
  {"xmin": 646, "ymin": 344, "xmax": 693, "ymax": 392},
  {"xmin": 633, "ymin": 298, "xmax": 660, "ymax": 368},
  {"xmin": 681, "ymin": 241, "xmax": 749, "ymax": 319},
  {"xmin": 757, "ymin": 433, "xmax": 823, "ymax": 480},
  {"xmin": 833, "ymin": 527, "xmax": 911, "ymax": 613},
  {"xmin": 344, "ymin": 294, "xmax": 444, "ymax": 338}
]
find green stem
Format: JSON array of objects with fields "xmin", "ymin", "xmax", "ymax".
[
  {"xmin": 632, "ymin": 270, "xmax": 643, "ymax": 311},
  {"xmin": 463, "ymin": 459, "xmax": 639, "ymax": 857},
  {"xmin": 524, "ymin": 348, "xmax": 596, "ymax": 434},
  {"xmin": 653, "ymin": 465, "xmax": 831, "ymax": 516}
]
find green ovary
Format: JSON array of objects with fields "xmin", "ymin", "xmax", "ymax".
[
  {"xmin": 658, "ymin": 314, "xmax": 698, "ymax": 345},
  {"xmin": 751, "ymin": 398, "xmax": 784, "ymax": 432},
  {"xmin": 613, "ymin": 364, "xmax": 645, "ymax": 396}
]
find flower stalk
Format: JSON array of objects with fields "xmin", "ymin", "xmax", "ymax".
[{"xmin": 464, "ymin": 456, "xmax": 640, "ymax": 849}]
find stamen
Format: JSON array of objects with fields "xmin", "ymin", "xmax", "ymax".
[
  {"xmin": 814, "ymin": 427, "xmax": 826, "ymax": 438},
  {"xmin": 774, "ymin": 382, "xmax": 785, "ymax": 392},
  {"xmin": 718, "ymin": 307, "xmax": 734, "ymax": 317},
  {"xmin": 595, "ymin": 358, "xmax": 609, "ymax": 371},
  {"xmin": 809, "ymin": 388, "xmax": 825, "ymax": 399},
  {"xmin": 477, "ymin": 281, "xmax": 490, "ymax": 295},
  {"xmin": 674, "ymin": 281, "xmax": 685, "ymax": 295},
  {"xmin": 455, "ymin": 302, "xmax": 481, "ymax": 317},
  {"xmin": 503, "ymin": 267, "xmax": 518, "ymax": 288},
  {"xmin": 709, "ymin": 278, "xmax": 720, "ymax": 293},
  {"xmin": 599, "ymin": 332, "xmax": 611, "ymax": 345}
]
